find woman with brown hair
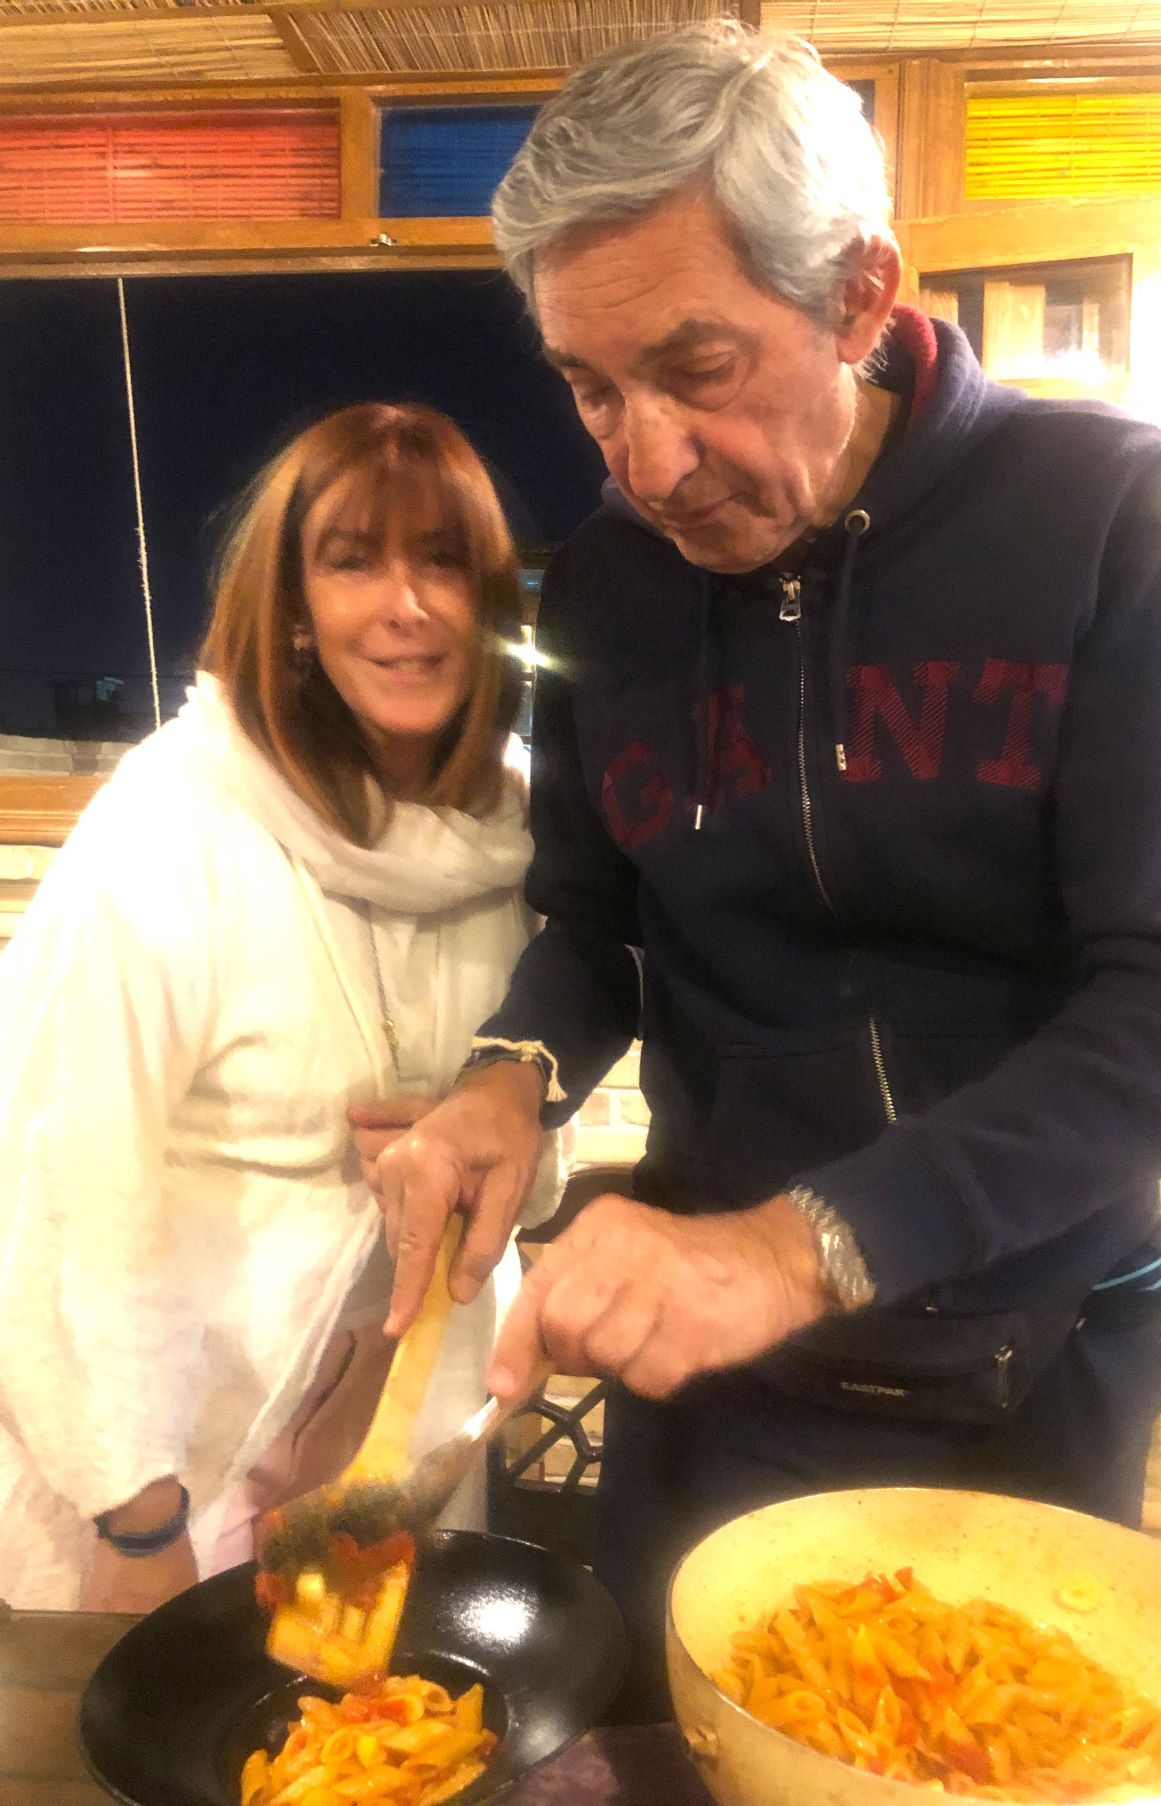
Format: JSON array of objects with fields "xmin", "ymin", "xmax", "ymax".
[{"xmin": 0, "ymin": 402, "xmax": 565, "ymax": 1613}]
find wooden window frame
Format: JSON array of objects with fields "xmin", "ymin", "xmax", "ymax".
[
  {"xmin": 890, "ymin": 49, "xmax": 1161, "ymax": 227},
  {"xmin": 0, "ymin": 75, "xmax": 554, "ymax": 277},
  {"xmin": 897, "ymin": 203, "xmax": 1161, "ymax": 431},
  {"xmin": 0, "ymin": 59, "xmax": 901, "ymax": 280},
  {"xmin": 883, "ymin": 45, "xmax": 1161, "ymax": 432}
]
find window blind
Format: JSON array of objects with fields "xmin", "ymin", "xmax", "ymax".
[
  {"xmin": 0, "ymin": 109, "xmax": 341, "ymax": 223},
  {"xmin": 379, "ymin": 105, "xmax": 537, "ymax": 218},
  {"xmin": 966, "ymin": 90, "xmax": 1161, "ymax": 201}
]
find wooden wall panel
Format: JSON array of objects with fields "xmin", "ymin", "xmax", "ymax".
[{"xmin": 895, "ymin": 57, "xmax": 965, "ymax": 220}]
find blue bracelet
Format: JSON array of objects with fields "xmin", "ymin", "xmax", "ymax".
[{"xmin": 93, "ymin": 1484, "xmax": 191, "ymax": 1557}]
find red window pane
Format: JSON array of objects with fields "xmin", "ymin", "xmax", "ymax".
[{"xmin": 0, "ymin": 110, "xmax": 340, "ymax": 223}]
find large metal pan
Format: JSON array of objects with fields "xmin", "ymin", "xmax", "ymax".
[
  {"xmin": 80, "ymin": 1528, "xmax": 627, "ymax": 1806},
  {"xmin": 667, "ymin": 1487, "xmax": 1161, "ymax": 1806}
]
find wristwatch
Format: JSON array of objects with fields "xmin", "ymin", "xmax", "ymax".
[
  {"xmin": 786, "ymin": 1185, "xmax": 877, "ymax": 1313},
  {"xmin": 93, "ymin": 1483, "xmax": 191, "ymax": 1557}
]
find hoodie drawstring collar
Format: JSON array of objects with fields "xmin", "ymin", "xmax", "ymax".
[
  {"xmin": 691, "ymin": 508, "xmax": 870, "ymax": 829},
  {"xmin": 831, "ymin": 508, "xmax": 871, "ymax": 774},
  {"xmin": 693, "ymin": 573, "xmax": 714, "ymax": 831}
]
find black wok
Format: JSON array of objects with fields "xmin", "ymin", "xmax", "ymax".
[{"xmin": 79, "ymin": 1529, "xmax": 628, "ymax": 1805}]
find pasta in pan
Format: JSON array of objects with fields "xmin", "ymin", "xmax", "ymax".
[
  {"xmin": 240, "ymin": 1672, "xmax": 496, "ymax": 1806},
  {"xmin": 712, "ymin": 1569, "xmax": 1161, "ymax": 1801}
]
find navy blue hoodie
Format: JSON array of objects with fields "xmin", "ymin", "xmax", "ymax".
[{"xmin": 481, "ymin": 310, "xmax": 1161, "ymax": 1319}]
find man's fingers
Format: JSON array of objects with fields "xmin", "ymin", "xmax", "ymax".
[
  {"xmin": 531, "ymin": 1256, "xmax": 628, "ymax": 1374},
  {"xmin": 353, "ymin": 1126, "xmax": 412, "ymax": 1183},
  {"xmin": 619, "ymin": 1341, "xmax": 694, "ymax": 1402},
  {"xmin": 384, "ymin": 1192, "xmax": 447, "ymax": 1337},
  {"xmin": 578, "ymin": 1288, "xmax": 660, "ymax": 1384},
  {"xmin": 352, "ymin": 1126, "xmax": 400, "ymax": 1159},
  {"xmin": 488, "ymin": 1257, "xmax": 559, "ymax": 1399},
  {"xmin": 349, "ymin": 1094, "xmax": 435, "ymax": 1130},
  {"xmin": 353, "ymin": 1100, "xmax": 437, "ymax": 1193},
  {"xmin": 448, "ymin": 1161, "xmax": 529, "ymax": 1305},
  {"xmin": 486, "ymin": 1207, "xmax": 609, "ymax": 1393},
  {"xmin": 382, "ymin": 1146, "xmax": 461, "ymax": 1337},
  {"xmin": 379, "ymin": 1193, "xmax": 403, "ymax": 1258}
]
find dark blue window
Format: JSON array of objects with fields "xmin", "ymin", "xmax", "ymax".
[{"xmin": 379, "ymin": 105, "xmax": 537, "ymax": 217}]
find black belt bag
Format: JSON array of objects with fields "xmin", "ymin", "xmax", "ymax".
[{"xmin": 757, "ymin": 1296, "xmax": 1086, "ymax": 1427}]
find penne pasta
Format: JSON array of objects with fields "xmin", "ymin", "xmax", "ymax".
[
  {"xmin": 711, "ymin": 1570, "xmax": 1161, "ymax": 1801},
  {"xmin": 241, "ymin": 1674, "xmax": 496, "ymax": 1806}
]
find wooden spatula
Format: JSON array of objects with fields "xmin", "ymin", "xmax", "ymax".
[{"xmin": 257, "ymin": 1216, "xmax": 461, "ymax": 1688}]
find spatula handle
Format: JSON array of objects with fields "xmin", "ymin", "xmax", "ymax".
[
  {"xmin": 343, "ymin": 1215, "xmax": 461, "ymax": 1482},
  {"xmin": 455, "ymin": 1355, "xmax": 557, "ymax": 1451}
]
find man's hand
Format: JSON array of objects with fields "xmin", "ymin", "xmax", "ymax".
[
  {"xmin": 349, "ymin": 1095, "xmax": 438, "ymax": 1194},
  {"xmin": 377, "ymin": 1061, "xmax": 545, "ymax": 1338},
  {"xmin": 487, "ymin": 1191, "xmax": 829, "ymax": 1403}
]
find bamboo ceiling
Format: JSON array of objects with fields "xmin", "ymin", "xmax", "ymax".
[
  {"xmin": 0, "ymin": 0, "xmax": 1157, "ymax": 88},
  {"xmin": 295, "ymin": 2, "xmax": 739, "ymax": 77},
  {"xmin": 762, "ymin": 1, "xmax": 1161, "ymax": 51}
]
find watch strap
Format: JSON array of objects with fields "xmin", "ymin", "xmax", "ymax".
[{"xmin": 786, "ymin": 1185, "xmax": 877, "ymax": 1313}]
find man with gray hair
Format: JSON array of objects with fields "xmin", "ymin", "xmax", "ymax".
[{"xmin": 367, "ymin": 20, "xmax": 1161, "ymax": 1712}]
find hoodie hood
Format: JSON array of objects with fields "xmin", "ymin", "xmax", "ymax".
[{"xmin": 174, "ymin": 672, "xmax": 532, "ymax": 916}]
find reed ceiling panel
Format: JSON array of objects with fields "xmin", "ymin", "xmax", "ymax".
[
  {"xmin": 759, "ymin": 1, "xmax": 1161, "ymax": 51},
  {"xmin": 0, "ymin": 17, "xmax": 297, "ymax": 83},
  {"xmin": 0, "ymin": 1, "xmax": 267, "ymax": 14},
  {"xmin": 293, "ymin": 2, "xmax": 737, "ymax": 77},
  {"xmin": 1, "ymin": 0, "xmax": 1157, "ymax": 90}
]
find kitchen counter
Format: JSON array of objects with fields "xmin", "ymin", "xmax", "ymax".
[
  {"xmin": 0, "ymin": 1605, "xmax": 714, "ymax": 1806},
  {"xmin": 0, "ymin": 1604, "xmax": 125, "ymax": 1804}
]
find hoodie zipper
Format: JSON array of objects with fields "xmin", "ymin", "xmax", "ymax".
[
  {"xmin": 778, "ymin": 575, "xmax": 837, "ymax": 918},
  {"xmin": 779, "ymin": 575, "xmax": 899, "ymax": 1131},
  {"xmin": 868, "ymin": 1016, "xmax": 898, "ymax": 1125}
]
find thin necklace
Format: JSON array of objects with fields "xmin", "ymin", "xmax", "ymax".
[{"xmin": 362, "ymin": 902, "xmax": 401, "ymax": 1077}]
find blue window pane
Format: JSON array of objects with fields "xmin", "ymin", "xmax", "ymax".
[{"xmin": 380, "ymin": 106, "xmax": 537, "ymax": 217}]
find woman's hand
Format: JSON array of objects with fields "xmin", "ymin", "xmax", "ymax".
[
  {"xmin": 80, "ymin": 1532, "xmax": 199, "ymax": 1615},
  {"xmin": 348, "ymin": 1095, "xmax": 438, "ymax": 1193},
  {"xmin": 80, "ymin": 1475, "xmax": 198, "ymax": 1614}
]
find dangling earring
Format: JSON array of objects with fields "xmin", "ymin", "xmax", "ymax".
[{"xmin": 291, "ymin": 624, "xmax": 315, "ymax": 681}]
